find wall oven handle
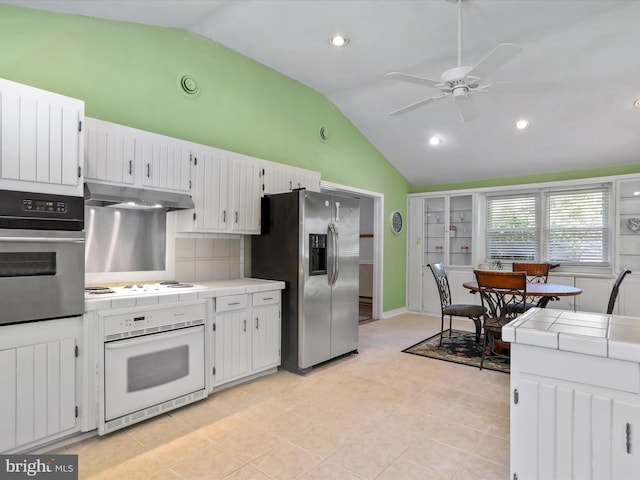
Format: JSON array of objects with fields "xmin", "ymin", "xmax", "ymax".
[
  {"xmin": 104, "ymin": 325, "xmax": 203, "ymax": 348},
  {"xmin": 0, "ymin": 237, "xmax": 84, "ymax": 243}
]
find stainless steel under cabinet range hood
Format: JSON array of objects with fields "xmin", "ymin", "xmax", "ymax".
[{"xmin": 84, "ymin": 182, "xmax": 194, "ymax": 211}]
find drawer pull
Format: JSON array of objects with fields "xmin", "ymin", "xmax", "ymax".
[
  {"xmin": 263, "ymin": 297, "xmax": 273, "ymax": 301},
  {"xmin": 627, "ymin": 423, "xmax": 632, "ymax": 454},
  {"xmin": 228, "ymin": 302, "xmax": 240, "ymax": 306}
]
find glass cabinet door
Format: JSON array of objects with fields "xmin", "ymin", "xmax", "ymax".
[
  {"xmin": 424, "ymin": 197, "xmax": 446, "ymax": 266},
  {"xmin": 423, "ymin": 194, "xmax": 473, "ymax": 267},
  {"xmin": 618, "ymin": 179, "xmax": 640, "ymax": 271},
  {"xmin": 449, "ymin": 194, "xmax": 473, "ymax": 266}
]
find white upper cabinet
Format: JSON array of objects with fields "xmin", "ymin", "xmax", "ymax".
[
  {"xmin": 260, "ymin": 159, "xmax": 321, "ymax": 195},
  {"xmin": 85, "ymin": 117, "xmax": 191, "ymax": 193},
  {"xmin": 0, "ymin": 78, "xmax": 84, "ymax": 196},
  {"xmin": 85, "ymin": 118, "xmax": 135, "ymax": 185},
  {"xmin": 177, "ymin": 147, "xmax": 261, "ymax": 234}
]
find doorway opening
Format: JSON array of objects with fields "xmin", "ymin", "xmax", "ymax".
[{"xmin": 321, "ymin": 181, "xmax": 383, "ymax": 321}]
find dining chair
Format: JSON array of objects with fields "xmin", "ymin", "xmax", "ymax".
[
  {"xmin": 428, "ymin": 263, "xmax": 485, "ymax": 346},
  {"xmin": 511, "ymin": 262, "xmax": 550, "ymax": 312},
  {"xmin": 607, "ymin": 268, "xmax": 632, "ymax": 314},
  {"xmin": 474, "ymin": 269, "xmax": 527, "ymax": 370}
]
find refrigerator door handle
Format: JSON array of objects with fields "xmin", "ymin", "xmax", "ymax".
[{"xmin": 328, "ymin": 223, "xmax": 339, "ymax": 286}]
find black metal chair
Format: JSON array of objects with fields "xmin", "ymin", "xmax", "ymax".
[
  {"xmin": 511, "ymin": 262, "xmax": 551, "ymax": 312},
  {"xmin": 428, "ymin": 263, "xmax": 484, "ymax": 345},
  {"xmin": 474, "ymin": 269, "xmax": 527, "ymax": 370},
  {"xmin": 607, "ymin": 268, "xmax": 632, "ymax": 314}
]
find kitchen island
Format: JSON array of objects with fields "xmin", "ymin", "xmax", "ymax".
[{"xmin": 503, "ymin": 308, "xmax": 640, "ymax": 480}]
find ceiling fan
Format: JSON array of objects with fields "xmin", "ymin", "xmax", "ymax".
[{"xmin": 385, "ymin": 0, "xmax": 522, "ymax": 122}]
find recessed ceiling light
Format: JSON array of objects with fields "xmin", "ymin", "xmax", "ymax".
[
  {"xmin": 429, "ymin": 136, "xmax": 441, "ymax": 146},
  {"xmin": 329, "ymin": 35, "xmax": 349, "ymax": 47},
  {"xmin": 634, "ymin": 191, "xmax": 640, "ymax": 196},
  {"xmin": 634, "ymin": 98, "xmax": 640, "ymax": 109},
  {"xmin": 515, "ymin": 119, "xmax": 530, "ymax": 130}
]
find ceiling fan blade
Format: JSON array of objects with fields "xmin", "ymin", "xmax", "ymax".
[
  {"xmin": 388, "ymin": 94, "xmax": 448, "ymax": 116},
  {"xmin": 385, "ymin": 72, "xmax": 441, "ymax": 89},
  {"xmin": 454, "ymin": 95, "xmax": 479, "ymax": 122},
  {"xmin": 466, "ymin": 43, "xmax": 522, "ymax": 80}
]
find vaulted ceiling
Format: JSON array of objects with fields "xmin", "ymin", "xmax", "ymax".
[{"xmin": 5, "ymin": 0, "xmax": 640, "ymax": 187}]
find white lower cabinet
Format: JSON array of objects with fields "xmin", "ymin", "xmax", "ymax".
[
  {"xmin": 511, "ymin": 344, "xmax": 640, "ymax": 480},
  {"xmin": 0, "ymin": 317, "xmax": 81, "ymax": 453},
  {"xmin": 211, "ymin": 290, "xmax": 281, "ymax": 389}
]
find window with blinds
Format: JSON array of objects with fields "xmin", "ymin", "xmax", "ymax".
[
  {"xmin": 486, "ymin": 185, "xmax": 611, "ymax": 265},
  {"xmin": 544, "ymin": 187, "xmax": 610, "ymax": 265},
  {"xmin": 486, "ymin": 194, "xmax": 538, "ymax": 261}
]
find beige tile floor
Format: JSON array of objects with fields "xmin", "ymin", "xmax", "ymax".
[{"xmin": 55, "ymin": 313, "xmax": 510, "ymax": 479}]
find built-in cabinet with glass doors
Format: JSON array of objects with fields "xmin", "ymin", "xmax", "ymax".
[
  {"xmin": 618, "ymin": 179, "xmax": 640, "ymax": 272},
  {"xmin": 407, "ymin": 193, "xmax": 476, "ymax": 314}
]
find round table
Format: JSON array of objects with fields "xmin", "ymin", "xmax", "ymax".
[{"xmin": 462, "ymin": 281, "xmax": 583, "ymax": 308}]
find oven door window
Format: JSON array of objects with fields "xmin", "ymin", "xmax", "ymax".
[
  {"xmin": 0, "ymin": 252, "xmax": 56, "ymax": 277},
  {"xmin": 128, "ymin": 345, "xmax": 189, "ymax": 392}
]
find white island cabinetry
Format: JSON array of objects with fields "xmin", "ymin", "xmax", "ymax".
[{"xmin": 505, "ymin": 308, "xmax": 640, "ymax": 479}]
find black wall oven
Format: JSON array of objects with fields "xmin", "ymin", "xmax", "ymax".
[{"xmin": 0, "ymin": 189, "xmax": 84, "ymax": 325}]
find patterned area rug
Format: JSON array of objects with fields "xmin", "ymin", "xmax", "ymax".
[{"xmin": 402, "ymin": 329, "xmax": 510, "ymax": 373}]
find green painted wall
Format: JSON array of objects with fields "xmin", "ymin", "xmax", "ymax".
[{"xmin": 0, "ymin": 5, "xmax": 411, "ymax": 312}]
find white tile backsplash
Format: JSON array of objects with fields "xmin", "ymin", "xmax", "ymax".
[{"xmin": 175, "ymin": 237, "xmax": 241, "ymax": 282}]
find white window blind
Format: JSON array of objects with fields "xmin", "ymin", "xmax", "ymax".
[
  {"xmin": 544, "ymin": 187, "xmax": 610, "ymax": 265},
  {"xmin": 485, "ymin": 184, "xmax": 611, "ymax": 265},
  {"xmin": 486, "ymin": 194, "xmax": 538, "ymax": 261}
]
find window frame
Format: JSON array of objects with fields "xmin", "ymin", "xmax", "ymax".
[{"xmin": 485, "ymin": 184, "xmax": 612, "ymax": 267}]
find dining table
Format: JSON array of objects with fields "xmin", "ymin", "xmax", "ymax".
[{"xmin": 462, "ymin": 281, "xmax": 583, "ymax": 308}]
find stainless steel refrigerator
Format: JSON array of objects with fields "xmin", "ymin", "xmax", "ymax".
[{"xmin": 251, "ymin": 190, "xmax": 360, "ymax": 373}]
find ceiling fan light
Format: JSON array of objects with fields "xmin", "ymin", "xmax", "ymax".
[
  {"xmin": 515, "ymin": 119, "xmax": 530, "ymax": 130},
  {"xmin": 429, "ymin": 136, "xmax": 441, "ymax": 146},
  {"xmin": 329, "ymin": 35, "xmax": 348, "ymax": 47}
]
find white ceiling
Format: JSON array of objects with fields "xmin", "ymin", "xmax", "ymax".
[{"xmin": 5, "ymin": 0, "xmax": 640, "ymax": 187}]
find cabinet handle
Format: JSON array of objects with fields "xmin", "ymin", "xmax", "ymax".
[
  {"xmin": 146, "ymin": 163, "xmax": 151, "ymax": 178},
  {"xmin": 128, "ymin": 160, "xmax": 133, "ymax": 175},
  {"xmin": 243, "ymin": 319, "xmax": 246, "ymax": 332},
  {"xmin": 289, "ymin": 180, "xmax": 292, "ymax": 190},
  {"xmin": 297, "ymin": 182, "xmax": 301, "ymax": 188},
  {"xmin": 255, "ymin": 317, "xmax": 259, "ymax": 329},
  {"xmin": 223, "ymin": 210, "xmax": 226, "ymax": 222},
  {"xmin": 263, "ymin": 297, "xmax": 273, "ymax": 301},
  {"xmin": 235, "ymin": 211, "xmax": 239, "ymax": 224},
  {"xmin": 627, "ymin": 423, "xmax": 632, "ymax": 454}
]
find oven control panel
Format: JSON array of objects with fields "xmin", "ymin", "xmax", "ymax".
[
  {"xmin": 22, "ymin": 198, "xmax": 67, "ymax": 213},
  {"xmin": 101, "ymin": 301, "xmax": 207, "ymax": 339}
]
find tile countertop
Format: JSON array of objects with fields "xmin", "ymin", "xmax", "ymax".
[
  {"xmin": 84, "ymin": 278, "xmax": 285, "ymax": 312},
  {"xmin": 503, "ymin": 308, "xmax": 640, "ymax": 362}
]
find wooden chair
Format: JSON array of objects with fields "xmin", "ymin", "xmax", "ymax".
[
  {"xmin": 474, "ymin": 270, "xmax": 527, "ymax": 370},
  {"xmin": 511, "ymin": 262, "xmax": 550, "ymax": 312},
  {"xmin": 607, "ymin": 268, "xmax": 632, "ymax": 314},
  {"xmin": 428, "ymin": 263, "xmax": 485, "ymax": 345}
]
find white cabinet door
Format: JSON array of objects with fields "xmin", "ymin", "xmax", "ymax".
[
  {"xmin": 213, "ymin": 309, "xmax": 251, "ymax": 386},
  {"xmin": 85, "ymin": 119, "xmax": 135, "ymax": 185},
  {"xmin": 512, "ymin": 377, "xmax": 614, "ymax": 480},
  {"xmin": 261, "ymin": 161, "xmax": 320, "ymax": 195},
  {"xmin": 612, "ymin": 400, "xmax": 640, "ymax": 478},
  {"xmin": 252, "ymin": 303, "xmax": 281, "ymax": 372},
  {"xmin": 0, "ymin": 78, "xmax": 83, "ymax": 196},
  {"xmin": 139, "ymin": 135, "xmax": 191, "ymax": 192},
  {"xmin": 189, "ymin": 147, "xmax": 227, "ymax": 231},
  {"xmin": 230, "ymin": 154, "xmax": 261, "ymax": 234}
]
